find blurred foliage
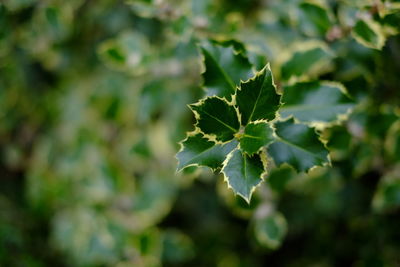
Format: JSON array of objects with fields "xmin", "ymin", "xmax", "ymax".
[{"xmin": 0, "ymin": 0, "xmax": 399, "ymax": 266}]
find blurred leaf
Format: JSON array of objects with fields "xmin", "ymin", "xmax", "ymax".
[
  {"xmin": 52, "ymin": 208, "xmax": 119, "ymax": 266},
  {"xmin": 131, "ymin": 137, "xmax": 152, "ymax": 158},
  {"xmin": 3, "ymin": 0, "xmax": 36, "ymax": 11},
  {"xmin": 352, "ymin": 18, "xmax": 385, "ymax": 50},
  {"xmin": 253, "ymin": 212, "xmax": 287, "ymax": 250},
  {"xmin": 267, "ymin": 165, "xmax": 296, "ymax": 193},
  {"xmin": 281, "ymin": 42, "xmax": 333, "ymax": 80},
  {"xmin": 98, "ymin": 31, "xmax": 150, "ymax": 74},
  {"xmin": 201, "ymin": 41, "xmax": 254, "ymax": 100},
  {"xmin": 384, "ymin": 120, "xmax": 400, "ymax": 162},
  {"xmin": 298, "ymin": 1, "xmax": 333, "ymax": 36},
  {"xmin": 280, "ymin": 81, "xmax": 354, "ymax": 124},
  {"xmin": 137, "ymin": 80, "xmax": 166, "ymax": 124},
  {"xmin": 324, "ymin": 125, "xmax": 352, "ymax": 160},
  {"xmin": 372, "ymin": 168, "xmax": 400, "ymax": 213},
  {"xmin": 162, "ymin": 229, "xmax": 195, "ymax": 264}
]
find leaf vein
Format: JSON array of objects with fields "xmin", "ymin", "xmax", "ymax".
[
  {"xmin": 248, "ymin": 74, "xmax": 264, "ymax": 123},
  {"xmin": 277, "ymin": 138, "xmax": 325, "ymax": 160},
  {"xmin": 203, "ymin": 48, "xmax": 236, "ymax": 92},
  {"xmin": 202, "ymin": 110, "xmax": 238, "ymax": 133}
]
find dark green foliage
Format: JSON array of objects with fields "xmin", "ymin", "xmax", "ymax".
[
  {"xmin": 280, "ymin": 81, "xmax": 354, "ymax": 123},
  {"xmin": 240, "ymin": 122, "xmax": 274, "ymax": 155},
  {"xmin": 179, "ymin": 43, "xmax": 335, "ymax": 201},
  {"xmin": 236, "ymin": 65, "xmax": 281, "ymax": 125},
  {"xmin": 222, "ymin": 149, "xmax": 265, "ymax": 201},
  {"xmin": 268, "ymin": 118, "xmax": 329, "ymax": 172},
  {"xmin": 176, "ymin": 134, "xmax": 238, "ymax": 171},
  {"xmin": 1, "ymin": 0, "xmax": 400, "ymax": 266},
  {"xmin": 190, "ymin": 97, "xmax": 240, "ymax": 142},
  {"xmin": 201, "ymin": 42, "xmax": 254, "ymax": 100}
]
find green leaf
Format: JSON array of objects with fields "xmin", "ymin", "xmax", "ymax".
[
  {"xmin": 372, "ymin": 168, "xmax": 400, "ymax": 213},
  {"xmin": 281, "ymin": 43, "xmax": 333, "ymax": 81},
  {"xmin": 239, "ymin": 122, "xmax": 274, "ymax": 155},
  {"xmin": 201, "ymin": 41, "xmax": 254, "ymax": 100},
  {"xmin": 379, "ymin": 12, "xmax": 400, "ymax": 35},
  {"xmin": 127, "ymin": 0, "xmax": 158, "ymax": 18},
  {"xmin": 254, "ymin": 212, "xmax": 287, "ymax": 250},
  {"xmin": 384, "ymin": 120, "xmax": 400, "ymax": 162},
  {"xmin": 162, "ymin": 230, "xmax": 195, "ymax": 263},
  {"xmin": 137, "ymin": 80, "xmax": 166, "ymax": 123},
  {"xmin": 280, "ymin": 81, "xmax": 354, "ymax": 124},
  {"xmin": 190, "ymin": 97, "xmax": 240, "ymax": 142},
  {"xmin": 235, "ymin": 65, "xmax": 281, "ymax": 125},
  {"xmin": 352, "ymin": 18, "xmax": 385, "ymax": 50},
  {"xmin": 299, "ymin": 1, "xmax": 333, "ymax": 36},
  {"xmin": 176, "ymin": 133, "xmax": 238, "ymax": 171},
  {"xmin": 222, "ymin": 148, "xmax": 265, "ymax": 202},
  {"xmin": 268, "ymin": 118, "xmax": 329, "ymax": 172},
  {"xmin": 132, "ymin": 137, "xmax": 152, "ymax": 158},
  {"xmin": 211, "ymin": 39, "xmax": 247, "ymax": 54},
  {"xmin": 346, "ymin": 0, "xmax": 374, "ymax": 8},
  {"xmin": 267, "ymin": 165, "xmax": 296, "ymax": 193},
  {"xmin": 97, "ymin": 31, "xmax": 149, "ymax": 73}
]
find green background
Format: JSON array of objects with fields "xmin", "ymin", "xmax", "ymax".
[{"xmin": 1, "ymin": 0, "xmax": 400, "ymax": 266}]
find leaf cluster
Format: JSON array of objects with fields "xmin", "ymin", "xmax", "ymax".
[{"xmin": 177, "ymin": 41, "xmax": 355, "ymax": 202}]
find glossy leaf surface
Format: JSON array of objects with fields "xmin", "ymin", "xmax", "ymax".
[
  {"xmin": 177, "ymin": 133, "xmax": 238, "ymax": 171},
  {"xmin": 190, "ymin": 97, "xmax": 240, "ymax": 142},
  {"xmin": 268, "ymin": 118, "xmax": 329, "ymax": 172},
  {"xmin": 222, "ymin": 149, "xmax": 265, "ymax": 202},
  {"xmin": 236, "ymin": 65, "xmax": 281, "ymax": 125},
  {"xmin": 280, "ymin": 81, "xmax": 354, "ymax": 124},
  {"xmin": 239, "ymin": 122, "xmax": 274, "ymax": 155},
  {"xmin": 201, "ymin": 42, "xmax": 254, "ymax": 100}
]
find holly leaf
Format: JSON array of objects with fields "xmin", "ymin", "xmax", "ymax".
[
  {"xmin": 267, "ymin": 165, "xmax": 296, "ymax": 193},
  {"xmin": 253, "ymin": 212, "xmax": 288, "ymax": 250},
  {"xmin": 211, "ymin": 39, "xmax": 247, "ymax": 53},
  {"xmin": 268, "ymin": 118, "xmax": 329, "ymax": 172},
  {"xmin": 97, "ymin": 31, "xmax": 149, "ymax": 73},
  {"xmin": 176, "ymin": 133, "xmax": 238, "ymax": 171},
  {"xmin": 299, "ymin": 1, "xmax": 333, "ymax": 36},
  {"xmin": 352, "ymin": 18, "xmax": 385, "ymax": 50},
  {"xmin": 280, "ymin": 81, "xmax": 354, "ymax": 124},
  {"xmin": 201, "ymin": 41, "xmax": 254, "ymax": 100},
  {"xmin": 239, "ymin": 122, "xmax": 274, "ymax": 155},
  {"xmin": 281, "ymin": 43, "xmax": 333, "ymax": 81},
  {"xmin": 235, "ymin": 65, "xmax": 281, "ymax": 125},
  {"xmin": 190, "ymin": 97, "xmax": 240, "ymax": 142},
  {"xmin": 372, "ymin": 168, "xmax": 400, "ymax": 213},
  {"xmin": 222, "ymin": 148, "xmax": 265, "ymax": 202}
]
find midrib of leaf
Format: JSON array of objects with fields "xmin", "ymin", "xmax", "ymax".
[
  {"xmin": 243, "ymin": 134, "xmax": 263, "ymax": 140},
  {"xmin": 247, "ymin": 75, "xmax": 264, "ymax": 123},
  {"xmin": 203, "ymin": 48, "xmax": 236, "ymax": 92},
  {"xmin": 202, "ymin": 110, "xmax": 238, "ymax": 133},
  {"xmin": 183, "ymin": 142, "xmax": 232, "ymax": 167},
  {"xmin": 276, "ymin": 137, "xmax": 325, "ymax": 160},
  {"xmin": 243, "ymin": 152, "xmax": 249, "ymax": 193}
]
